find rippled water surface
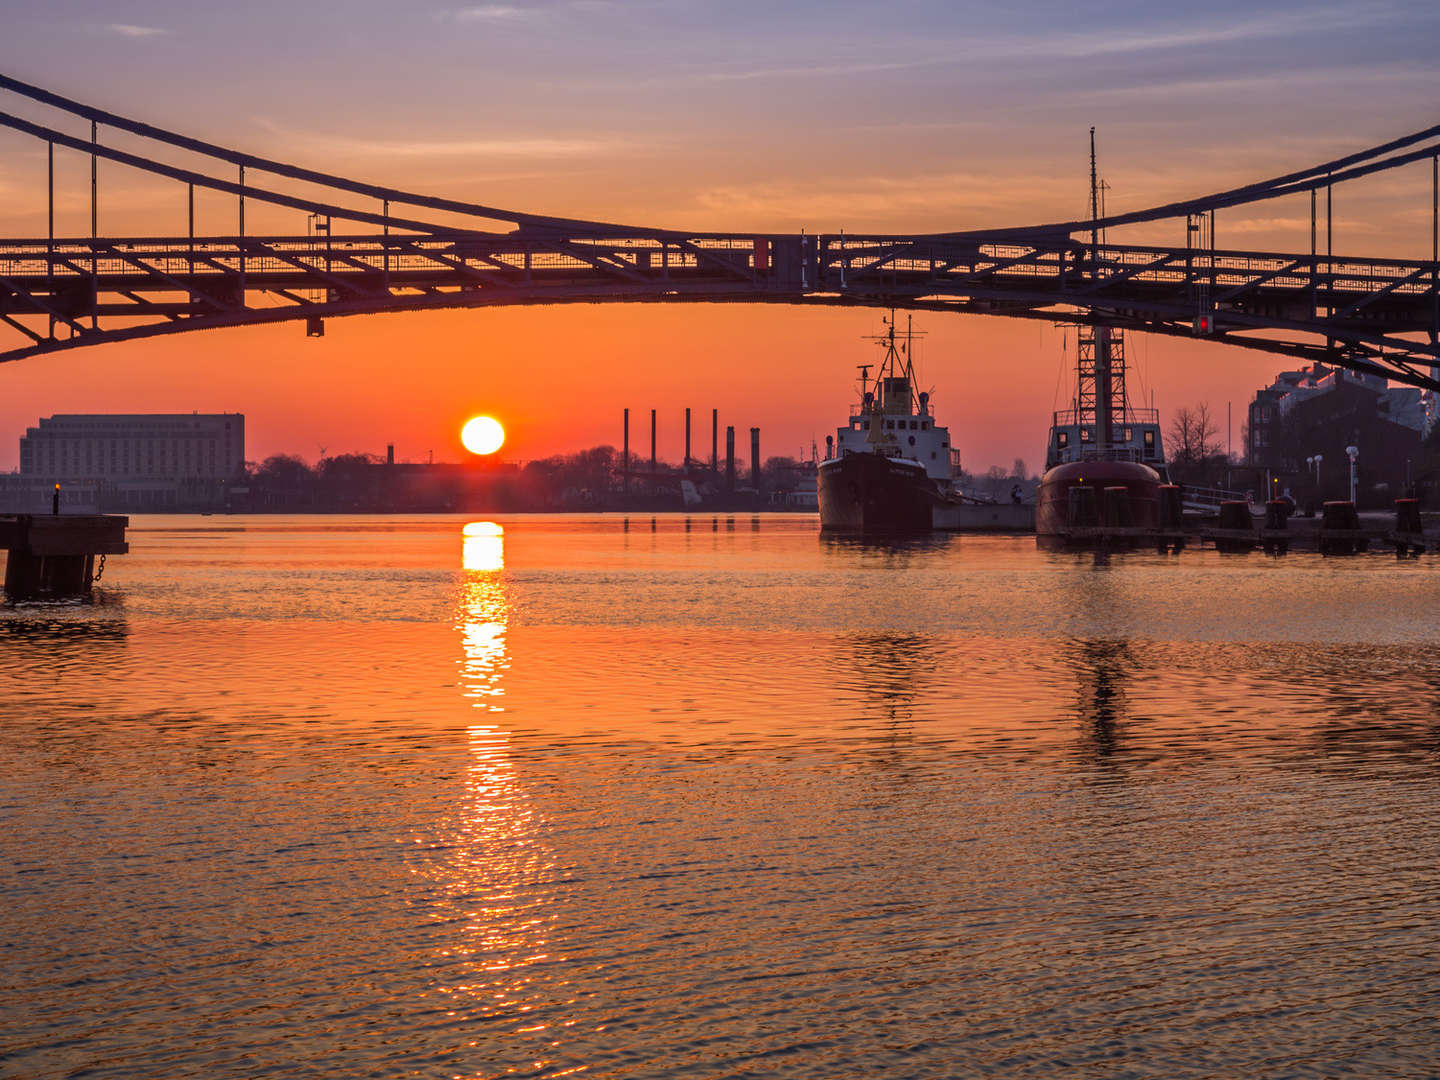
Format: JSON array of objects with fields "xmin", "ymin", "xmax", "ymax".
[{"xmin": 5, "ymin": 514, "xmax": 1440, "ymax": 1078}]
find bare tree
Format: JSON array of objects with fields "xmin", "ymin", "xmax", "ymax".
[
  {"xmin": 1168, "ymin": 407, "xmax": 1197, "ymax": 467},
  {"xmin": 1168, "ymin": 403, "xmax": 1220, "ymax": 467},
  {"xmin": 1193, "ymin": 402, "xmax": 1219, "ymax": 460},
  {"xmin": 1010, "ymin": 457, "xmax": 1028, "ymax": 481}
]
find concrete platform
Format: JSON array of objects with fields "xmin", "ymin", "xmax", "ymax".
[
  {"xmin": 933, "ymin": 503, "xmax": 1035, "ymax": 532},
  {"xmin": 1, "ymin": 514, "xmax": 129, "ymax": 599}
]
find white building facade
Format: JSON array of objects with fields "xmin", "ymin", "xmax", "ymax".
[{"xmin": 13, "ymin": 413, "xmax": 245, "ymax": 510}]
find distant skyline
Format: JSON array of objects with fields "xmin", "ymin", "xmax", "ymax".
[{"xmin": 2, "ymin": 0, "xmax": 1439, "ymax": 471}]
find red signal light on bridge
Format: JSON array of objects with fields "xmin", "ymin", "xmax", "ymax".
[{"xmin": 1192, "ymin": 314, "xmax": 1214, "ymax": 335}]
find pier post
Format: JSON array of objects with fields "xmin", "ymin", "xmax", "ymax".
[
  {"xmin": 1216, "ymin": 501, "xmax": 1255, "ymax": 553},
  {"xmin": 1263, "ymin": 499, "xmax": 1291, "ymax": 555},
  {"xmin": 1319, "ymin": 500, "xmax": 1363, "ymax": 555},
  {"xmin": 1394, "ymin": 497, "xmax": 1425, "ymax": 556},
  {"xmin": 1, "ymin": 514, "xmax": 129, "ymax": 601}
]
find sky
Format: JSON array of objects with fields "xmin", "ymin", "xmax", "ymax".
[{"xmin": 2, "ymin": 0, "xmax": 1439, "ymax": 472}]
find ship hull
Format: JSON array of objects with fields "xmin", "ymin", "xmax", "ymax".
[
  {"xmin": 1035, "ymin": 459, "xmax": 1162, "ymax": 544},
  {"xmin": 818, "ymin": 452, "xmax": 938, "ymax": 533}
]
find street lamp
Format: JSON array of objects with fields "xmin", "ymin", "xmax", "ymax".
[{"xmin": 1345, "ymin": 445, "xmax": 1359, "ymax": 504}]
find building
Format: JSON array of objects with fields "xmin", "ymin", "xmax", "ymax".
[
  {"xmin": 1249, "ymin": 365, "xmax": 1431, "ymax": 466},
  {"xmin": 13, "ymin": 413, "xmax": 245, "ymax": 511},
  {"xmin": 1246, "ymin": 368, "xmax": 1429, "ymax": 506}
]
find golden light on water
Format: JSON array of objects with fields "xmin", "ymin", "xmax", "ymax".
[
  {"xmin": 463, "ymin": 521, "xmax": 505, "ymax": 573},
  {"xmin": 461, "ymin": 415, "xmax": 506, "ymax": 456}
]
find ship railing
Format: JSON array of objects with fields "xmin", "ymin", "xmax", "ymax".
[
  {"xmin": 1181, "ymin": 484, "xmax": 1252, "ymax": 510},
  {"xmin": 1051, "ymin": 407, "xmax": 1161, "ymax": 427},
  {"xmin": 1049, "ymin": 446, "xmax": 1150, "ymax": 465}
]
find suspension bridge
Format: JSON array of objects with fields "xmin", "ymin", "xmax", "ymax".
[{"xmin": 1, "ymin": 73, "xmax": 1438, "ymax": 388}]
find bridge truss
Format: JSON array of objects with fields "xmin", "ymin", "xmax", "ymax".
[{"xmin": 1, "ymin": 73, "xmax": 1438, "ymax": 387}]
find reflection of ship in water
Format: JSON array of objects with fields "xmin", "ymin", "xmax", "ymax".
[
  {"xmin": 1065, "ymin": 637, "xmax": 1135, "ymax": 758},
  {"xmin": 833, "ymin": 631, "xmax": 941, "ymax": 746},
  {"xmin": 818, "ymin": 315, "xmax": 967, "ymax": 534}
]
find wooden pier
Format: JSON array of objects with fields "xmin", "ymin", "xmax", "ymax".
[
  {"xmin": 0, "ymin": 514, "xmax": 129, "ymax": 600},
  {"xmin": 1040, "ymin": 500, "xmax": 1431, "ymax": 557}
]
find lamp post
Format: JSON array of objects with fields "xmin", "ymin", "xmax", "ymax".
[{"xmin": 1345, "ymin": 445, "xmax": 1359, "ymax": 504}]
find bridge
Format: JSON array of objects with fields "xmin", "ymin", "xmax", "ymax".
[{"xmin": 1, "ymin": 73, "xmax": 1438, "ymax": 388}]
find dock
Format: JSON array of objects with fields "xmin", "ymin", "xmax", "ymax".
[
  {"xmin": 1040, "ymin": 499, "xmax": 1432, "ymax": 556},
  {"xmin": 1, "ymin": 514, "xmax": 129, "ymax": 600}
]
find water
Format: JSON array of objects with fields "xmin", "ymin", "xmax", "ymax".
[{"xmin": 4, "ymin": 514, "xmax": 1440, "ymax": 1078}]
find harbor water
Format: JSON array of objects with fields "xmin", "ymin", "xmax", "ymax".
[{"xmin": 4, "ymin": 514, "xmax": 1440, "ymax": 1077}]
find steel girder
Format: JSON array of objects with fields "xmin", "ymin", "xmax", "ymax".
[{"xmin": 0, "ymin": 231, "xmax": 1436, "ymax": 387}]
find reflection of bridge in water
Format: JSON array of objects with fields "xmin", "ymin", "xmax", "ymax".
[{"xmin": 1, "ymin": 74, "xmax": 1438, "ymax": 386}]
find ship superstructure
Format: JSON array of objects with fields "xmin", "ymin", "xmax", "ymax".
[
  {"xmin": 828, "ymin": 316, "xmax": 961, "ymax": 488},
  {"xmin": 1045, "ymin": 325, "xmax": 1168, "ymax": 480}
]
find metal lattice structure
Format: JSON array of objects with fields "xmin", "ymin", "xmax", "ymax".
[{"xmin": 1, "ymin": 73, "xmax": 1439, "ymax": 387}]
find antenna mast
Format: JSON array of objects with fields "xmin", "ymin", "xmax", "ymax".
[{"xmin": 1089, "ymin": 126, "xmax": 1099, "ymax": 255}]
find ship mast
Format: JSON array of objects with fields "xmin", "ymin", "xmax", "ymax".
[{"xmin": 1079, "ymin": 129, "xmax": 1126, "ymax": 451}]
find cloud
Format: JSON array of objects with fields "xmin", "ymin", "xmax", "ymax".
[
  {"xmin": 106, "ymin": 23, "xmax": 168, "ymax": 38},
  {"xmin": 699, "ymin": 3, "xmax": 1414, "ymax": 85},
  {"xmin": 252, "ymin": 118, "xmax": 623, "ymax": 159},
  {"xmin": 450, "ymin": 4, "xmax": 534, "ymax": 21}
]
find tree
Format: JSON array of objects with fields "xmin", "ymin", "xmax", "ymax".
[
  {"xmin": 1010, "ymin": 458, "xmax": 1028, "ymax": 481},
  {"xmin": 1168, "ymin": 403, "xmax": 1219, "ymax": 468},
  {"xmin": 252, "ymin": 454, "xmax": 314, "ymax": 489}
]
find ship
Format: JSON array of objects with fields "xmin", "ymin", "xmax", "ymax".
[
  {"xmin": 1035, "ymin": 323, "xmax": 1169, "ymax": 542},
  {"xmin": 818, "ymin": 315, "xmax": 964, "ymax": 533}
]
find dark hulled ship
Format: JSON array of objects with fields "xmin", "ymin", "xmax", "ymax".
[
  {"xmin": 818, "ymin": 316, "xmax": 963, "ymax": 533},
  {"xmin": 1035, "ymin": 324, "xmax": 1169, "ymax": 543}
]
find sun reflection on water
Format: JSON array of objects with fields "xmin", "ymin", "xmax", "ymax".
[
  {"xmin": 436, "ymin": 522, "xmax": 571, "ymax": 1066},
  {"xmin": 460, "ymin": 522, "xmax": 509, "ymax": 710}
]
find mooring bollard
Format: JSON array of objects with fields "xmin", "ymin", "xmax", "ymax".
[
  {"xmin": 1263, "ymin": 499, "xmax": 1290, "ymax": 555},
  {"xmin": 1320, "ymin": 500, "xmax": 1361, "ymax": 555},
  {"xmin": 1216, "ymin": 500, "xmax": 1254, "ymax": 553},
  {"xmin": 1394, "ymin": 497, "xmax": 1424, "ymax": 556},
  {"xmin": 1158, "ymin": 485, "xmax": 1183, "ymax": 529},
  {"xmin": 52, "ymin": 483, "xmax": 60, "ymax": 516}
]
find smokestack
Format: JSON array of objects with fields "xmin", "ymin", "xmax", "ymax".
[
  {"xmin": 725, "ymin": 425, "xmax": 735, "ymax": 491},
  {"xmin": 386, "ymin": 443, "xmax": 394, "ymax": 466},
  {"xmin": 623, "ymin": 408, "xmax": 630, "ymax": 492},
  {"xmin": 712, "ymin": 409, "xmax": 719, "ymax": 473},
  {"xmin": 650, "ymin": 408, "xmax": 657, "ymax": 472},
  {"xmin": 750, "ymin": 427, "xmax": 761, "ymax": 491},
  {"xmin": 685, "ymin": 407, "xmax": 691, "ymax": 470}
]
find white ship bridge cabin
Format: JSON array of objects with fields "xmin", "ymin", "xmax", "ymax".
[
  {"xmin": 1046, "ymin": 406, "xmax": 1168, "ymax": 479},
  {"xmin": 830, "ymin": 372, "xmax": 963, "ymax": 489}
]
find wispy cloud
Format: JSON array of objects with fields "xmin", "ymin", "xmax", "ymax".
[
  {"xmin": 253, "ymin": 118, "xmax": 623, "ymax": 159},
  {"xmin": 106, "ymin": 23, "xmax": 169, "ymax": 38},
  {"xmin": 701, "ymin": 3, "xmax": 1412, "ymax": 84},
  {"xmin": 452, "ymin": 4, "xmax": 532, "ymax": 21}
]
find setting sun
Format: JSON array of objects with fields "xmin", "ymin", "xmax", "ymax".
[{"xmin": 460, "ymin": 415, "xmax": 506, "ymax": 456}]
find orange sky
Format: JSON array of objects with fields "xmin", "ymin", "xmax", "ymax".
[{"xmin": 2, "ymin": 2, "xmax": 1439, "ymax": 473}]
